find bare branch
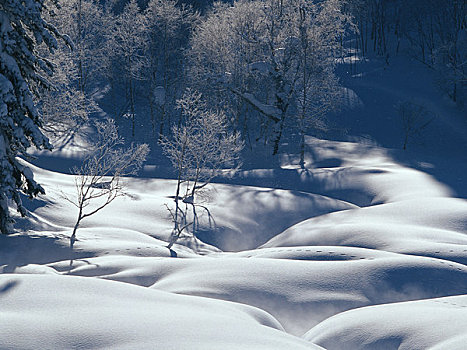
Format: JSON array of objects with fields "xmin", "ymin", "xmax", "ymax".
[
  {"xmin": 161, "ymin": 90, "xmax": 243, "ymax": 247},
  {"xmin": 67, "ymin": 118, "xmax": 149, "ymax": 244}
]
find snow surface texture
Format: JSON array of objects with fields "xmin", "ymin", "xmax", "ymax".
[{"xmin": 1, "ymin": 58, "xmax": 467, "ymax": 349}]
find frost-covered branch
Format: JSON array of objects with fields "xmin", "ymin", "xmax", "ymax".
[
  {"xmin": 161, "ymin": 90, "xmax": 243, "ymax": 248},
  {"xmin": 65, "ymin": 119, "xmax": 149, "ymax": 244},
  {"xmin": 230, "ymin": 89, "xmax": 281, "ymax": 122}
]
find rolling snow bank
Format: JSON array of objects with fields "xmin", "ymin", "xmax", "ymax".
[
  {"xmin": 304, "ymin": 295, "xmax": 467, "ymax": 350},
  {"xmin": 0, "ymin": 274, "xmax": 319, "ymax": 350},
  {"xmin": 1, "ymin": 131, "xmax": 466, "ymax": 348}
]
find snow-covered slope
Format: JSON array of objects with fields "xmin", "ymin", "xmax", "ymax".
[
  {"xmin": 304, "ymin": 295, "xmax": 467, "ymax": 350},
  {"xmin": 0, "ymin": 274, "xmax": 319, "ymax": 350},
  {"xmin": 1, "ymin": 56, "xmax": 466, "ymax": 349}
]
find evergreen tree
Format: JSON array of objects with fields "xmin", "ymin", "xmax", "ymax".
[{"xmin": 0, "ymin": 0, "xmax": 62, "ymax": 233}]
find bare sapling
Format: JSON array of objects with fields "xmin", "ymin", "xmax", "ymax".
[
  {"xmin": 161, "ymin": 90, "xmax": 243, "ymax": 249},
  {"xmin": 63, "ymin": 118, "xmax": 149, "ymax": 247},
  {"xmin": 396, "ymin": 101, "xmax": 435, "ymax": 150}
]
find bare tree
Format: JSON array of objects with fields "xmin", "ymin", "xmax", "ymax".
[
  {"xmin": 160, "ymin": 90, "xmax": 243, "ymax": 249},
  {"xmin": 63, "ymin": 119, "xmax": 149, "ymax": 246},
  {"xmin": 396, "ymin": 101, "xmax": 435, "ymax": 150},
  {"xmin": 348, "ymin": 0, "xmax": 466, "ymax": 107}
]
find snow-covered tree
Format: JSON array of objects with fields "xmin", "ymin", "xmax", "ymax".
[
  {"xmin": 188, "ymin": 0, "xmax": 270, "ymax": 141},
  {"xmin": 144, "ymin": 0, "xmax": 199, "ymax": 138},
  {"xmin": 50, "ymin": 0, "xmax": 106, "ymax": 93},
  {"xmin": 104, "ymin": 0, "xmax": 149, "ymax": 136},
  {"xmin": 0, "ymin": 0, "xmax": 62, "ymax": 234},
  {"xmin": 161, "ymin": 90, "xmax": 243, "ymax": 248},
  {"xmin": 189, "ymin": 0, "xmax": 349, "ymax": 156},
  {"xmin": 295, "ymin": 0, "xmax": 347, "ymax": 166},
  {"xmin": 36, "ymin": 33, "xmax": 98, "ymax": 140}
]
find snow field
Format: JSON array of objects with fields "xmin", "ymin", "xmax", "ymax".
[
  {"xmin": 2, "ymin": 56, "xmax": 467, "ymax": 348},
  {"xmin": 1, "ymin": 131, "xmax": 465, "ymax": 349}
]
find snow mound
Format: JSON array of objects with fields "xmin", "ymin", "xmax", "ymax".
[
  {"xmin": 45, "ymin": 250, "xmax": 465, "ymax": 336},
  {"xmin": 262, "ymin": 198, "xmax": 467, "ymax": 265},
  {"xmin": 19, "ymin": 162, "xmax": 358, "ymax": 253},
  {"xmin": 0, "ymin": 274, "xmax": 320, "ymax": 350},
  {"xmin": 304, "ymin": 295, "xmax": 467, "ymax": 350},
  {"xmin": 147, "ymin": 254, "xmax": 467, "ymax": 335}
]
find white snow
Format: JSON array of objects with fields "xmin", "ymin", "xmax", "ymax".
[
  {"xmin": 241, "ymin": 92, "xmax": 282, "ymax": 122},
  {"xmin": 0, "ymin": 274, "xmax": 319, "ymax": 350},
  {"xmin": 1, "ymin": 54, "xmax": 466, "ymax": 349},
  {"xmin": 304, "ymin": 295, "xmax": 467, "ymax": 350}
]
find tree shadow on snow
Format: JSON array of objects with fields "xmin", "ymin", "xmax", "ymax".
[
  {"xmin": 390, "ymin": 148, "xmax": 467, "ymax": 199},
  {"xmin": 169, "ymin": 201, "xmax": 218, "ymax": 255},
  {"xmin": 0, "ymin": 279, "xmax": 20, "ymax": 296},
  {"xmin": 0, "ymin": 233, "xmax": 88, "ymax": 272},
  {"xmin": 195, "ymin": 186, "xmax": 359, "ymax": 252}
]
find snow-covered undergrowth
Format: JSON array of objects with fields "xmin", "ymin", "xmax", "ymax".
[{"xmin": 1, "ymin": 58, "xmax": 467, "ymax": 349}]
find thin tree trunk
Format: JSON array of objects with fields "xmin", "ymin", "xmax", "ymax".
[
  {"xmin": 77, "ymin": 0, "xmax": 85, "ymax": 93},
  {"xmin": 273, "ymin": 113, "xmax": 285, "ymax": 155},
  {"xmin": 130, "ymin": 78, "xmax": 135, "ymax": 138},
  {"xmin": 71, "ymin": 211, "xmax": 82, "ymax": 248},
  {"xmin": 299, "ymin": 126, "xmax": 305, "ymax": 168},
  {"xmin": 403, "ymin": 133, "xmax": 408, "ymax": 150},
  {"xmin": 69, "ymin": 213, "xmax": 81, "ymax": 273},
  {"xmin": 159, "ymin": 105, "xmax": 165, "ymax": 142},
  {"xmin": 150, "ymin": 98, "xmax": 156, "ymax": 138}
]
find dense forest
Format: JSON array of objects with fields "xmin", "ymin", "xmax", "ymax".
[{"xmin": 38, "ymin": 0, "xmax": 465, "ymax": 146}]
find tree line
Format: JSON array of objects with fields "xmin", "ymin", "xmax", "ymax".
[
  {"xmin": 348, "ymin": 0, "xmax": 466, "ymax": 104},
  {"xmin": 41, "ymin": 0, "xmax": 465, "ymax": 150},
  {"xmin": 40, "ymin": 0, "xmax": 349, "ymax": 153}
]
